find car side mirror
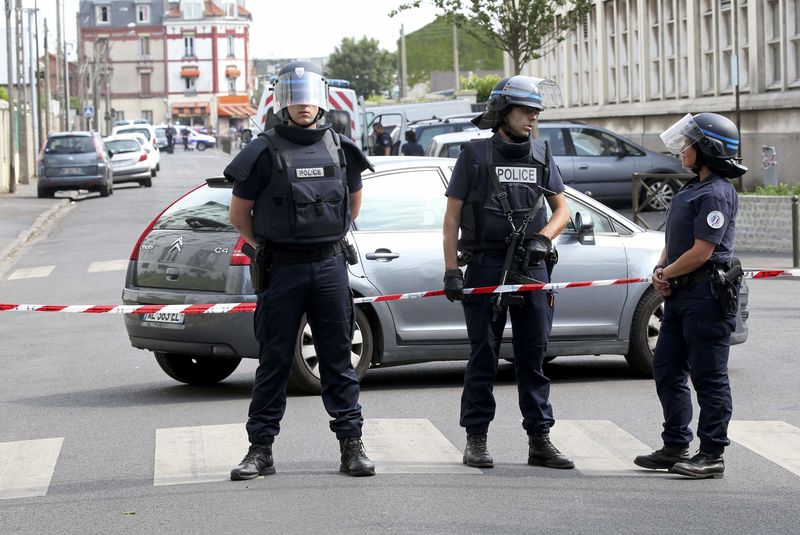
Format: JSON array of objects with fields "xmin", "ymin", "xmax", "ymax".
[
  {"xmin": 107, "ymin": 149, "xmax": 114, "ymax": 158},
  {"xmin": 574, "ymin": 210, "xmax": 595, "ymax": 245}
]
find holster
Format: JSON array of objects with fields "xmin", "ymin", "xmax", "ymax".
[
  {"xmin": 242, "ymin": 242, "xmax": 272, "ymax": 293},
  {"xmin": 711, "ymin": 257, "xmax": 743, "ymax": 316}
]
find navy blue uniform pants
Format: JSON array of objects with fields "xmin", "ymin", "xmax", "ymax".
[
  {"xmin": 653, "ymin": 281, "xmax": 735, "ymax": 456},
  {"xmin": 246, "ymin": 253, "xmax": 363, "ymax": 444},
  {"xmin": 460, "ymin": 254, "xmax": 555, "ymax": 435}
]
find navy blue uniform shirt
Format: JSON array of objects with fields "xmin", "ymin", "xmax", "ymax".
[
  {"xmin": 664, "ymin": 173, "xmax": 738, "ymax": 265},
  {"xmin": 372, "ymin": 132, "xmax": 393, "ymax": 156},
  {"xmin": 232, "ymin": 144, "xmax": 363, "ymax": 200},
  {"xmin": 446, "ymin": 139, "xmax": 566, "ymax": 200}
]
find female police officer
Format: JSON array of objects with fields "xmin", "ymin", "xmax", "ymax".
[
  {"xmin": 634, "ymin": 113, "xmax": 746, "ymax": 479},
  {"xmin": 225, "ymin": 61, "xmax": 375, "ymax": 479},
  {"xmin": 442, "ymin": 76, "xmax": 573, "ymax": 469}
]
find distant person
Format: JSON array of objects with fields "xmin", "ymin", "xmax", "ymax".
[
  {"xmin": 401, "ymin": 130, "xmax": 424, "ymax": 156},
  {"xmin": 165, "ymin": 124, "xmax": 175, "ymax": 154},
  {"xmin": 181, "ymin": 128, "xmax": 190, "ymax": 151},
  {"xmin": 371, "ymin": 122, "xmax": 392, "ymax": 156}
]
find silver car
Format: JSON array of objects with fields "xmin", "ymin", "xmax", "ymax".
[
  {"xmin": 103, "ymin": 135, "xmax": 153, "ymax": 187},
  {"xmin": 122, "ymin": 157, "xmax": 748, "ymax": 393}
]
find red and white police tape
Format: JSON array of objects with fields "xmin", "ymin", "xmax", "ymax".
[{"xmin": 1, "ymin": 269, "xmax": 797, "ymax": 315}]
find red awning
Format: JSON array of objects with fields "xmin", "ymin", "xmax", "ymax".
[
  {"xmin": 218, "ymin": 103, "xmax": 258, "ymax": 118},
  {"xmin": 172, "ymin": 102, "xmax": 210, "ymax": 116},
  {"xmin": 225, "ymin": 65, "xmax": 241, "ymax": 78},
  {"xmin": 180, "ymin": 67, "xmax": 200, "ymax": 78}
]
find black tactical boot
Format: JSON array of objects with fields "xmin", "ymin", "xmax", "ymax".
[
  {"xmin": 528, "ymin": 433, "xmax": 575, "ymax": 469},
  {"xmin": 634, "ymin": 445, "xmax": 690, "ymax": 470},
  {"xmin": 463, "ymin": 434, "xmax": 494, "ymax": 468},
  {"xmin": 339, "ymin": 437, "xmax": 376, "ymax": 477},
  {"xmin": 670, "ymin": 451, "xmax": 725, "ymax": 479},
  {"xmin": 230, "ymin": 443, "xmax": 276, "ymax": 481}
]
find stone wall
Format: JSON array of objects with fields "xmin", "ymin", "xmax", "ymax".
[{"xmin": 735, "ymin": 196, "xmax": 798, "ymax": 253}]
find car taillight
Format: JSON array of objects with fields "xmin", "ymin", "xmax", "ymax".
[
  {"xmin": 230, "ymin": 235, "xmax": 251, "ymax": 265},
  {"xmin": 130, "ymin": 183, "xmax": 205, "ymax": 261},
  {"xmin": 138, "ymin": 153, "xmax": 147, "ymax": 162},
  {"xmin": 93, "ymin": 137, "xmax": 105, "ymax": 159}
]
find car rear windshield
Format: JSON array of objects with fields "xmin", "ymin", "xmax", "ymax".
[
  {"xmin": 118, "ymin": 128, "xmax": 152, "ymax": 140},
  {"xmin": 153, "ymin": 186, "xmax": 234, "ymax": 231},
  {"xmin": 106, "ymin": 139, "xmax": 141, "ymax": 153},
  {"xmin": 45, "ymin": 136, "xmax": 95, "ymax": 154}
]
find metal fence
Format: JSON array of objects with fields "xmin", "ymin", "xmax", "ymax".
[{"xmin": 631, "ymin": 173, "xmax": 694, "ymax": 230}]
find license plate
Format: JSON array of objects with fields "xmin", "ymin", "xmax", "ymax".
[
  {"xmin": 112, "ymin": 160, "xmax": 131, "ymax": 167},
  {"xmin": 143, "ymin": 312, "xmax": 185, "ymax": 324},
  {"xmin": 62, "ymin": 167, "xmax": 83, "ymax": 175}
]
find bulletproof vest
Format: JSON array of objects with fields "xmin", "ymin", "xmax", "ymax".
[
  {"xmin": 458, "ymin": 135, "xmax": 549, "ymax": 252},
  {"xmin": 253, "ymin": 128, "xmax": 349, "ymax": 246}
]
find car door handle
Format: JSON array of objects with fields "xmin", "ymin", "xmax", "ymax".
[
  {"xmin": 366, "ymin": 250, "xmax": 400, "ymax": 261},
  {"xmin": 577, "ymin": 163, "xmax": 589, "ymax": 169}
]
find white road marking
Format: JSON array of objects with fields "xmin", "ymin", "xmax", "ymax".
[
  {"xmin": 0, "ymin": 438, "xmax": 64, "ymax": 499},
  {"xmin": 362, "ymin": 418, "xmax": 481, "ymax": 474},
  {"xmin": 728, "ymin": 420, "xmax": 800, "ymax": 477},
  {"xmin": 154, "ymin": 423, "xmax": 248, "ymax": 486},
  {"xmin": 549, "ymin": 420, "xmax": 654, "ymax": 475},
  {"xmin": 87, "ymin": 259, "xmax": 129, "ymax": 273},
  {"xmin": 7, "ymin": 265, "xmax": 55, "ymax": 280}
]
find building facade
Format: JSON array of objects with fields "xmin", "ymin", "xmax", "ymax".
[
  {"xmin": 524, "ymin": 0, "xmax": 800, "ymax": 188},
  {"xmin": 78, "ymin": 0, "xmax": 253, "ymax": 135}
]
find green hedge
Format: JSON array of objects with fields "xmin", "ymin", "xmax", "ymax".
[{"xmin": 742, "ymin": 183, "xmax": 800, "ymax": 196}]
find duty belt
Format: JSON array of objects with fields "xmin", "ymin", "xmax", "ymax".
[
  {"xmin": 269, "ymin": 241, "xmax": 343, "ymax": 264},
  {"xmin": 669, "ymin": 268, "xmax": 716, "ymax": 289}
]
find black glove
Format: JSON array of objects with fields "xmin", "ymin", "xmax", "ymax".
[
  {"xmin": 443, "ymin": 268, "xmax": 464, "ymax": 302},
  {"xmin": 526, "ymin": 233, "xmax": 553, "ymax": 265}
]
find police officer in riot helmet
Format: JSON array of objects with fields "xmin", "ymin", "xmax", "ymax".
[
  {"xmin": 442, "ymin": 75, "xmax": 574, "ymax": 469},
  {"xmin": 224, "ymin": 60, "xmax": 375, "ymax": 479},
  {"xmin": 634, "ymin": 113, "xmax": 745, "ymax": 479}
]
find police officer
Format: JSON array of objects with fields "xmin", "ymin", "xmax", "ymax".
[
  {"xmin": 371, "ymin": 122, "xmax": 392, "ymax": 156},
  {"xmin": 224, "ymin": 61, "xmax": 375, "ymax": 479},
  {"xmin": 634, "ymin": 113, "xmax": 745, "ymax": 479},
  {"xmin": 442, "ymin": 76, "xmax": 574, "ymax": 469}
]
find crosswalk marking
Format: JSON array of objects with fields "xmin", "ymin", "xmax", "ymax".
[
  {"xmin": 0, "ymin": 438, "xmax": 64, "ymax": 500},
  {"xmin": 87, "ymin": 260, "xmax": 129, "ymax": 273},
  {"xmin": 362, "ymin": 418, "xmax": 480, "ymax": 474},
  {"xmin": 549, "ymin": 420, "xmax": 653, "ymax": 474},
  {"xmin": 728, "ymin": 421, "xmax": 800, "ymax": 477},
  {"xmin": 7, "ymin": 265, "xmax": 55, "ymax": 280},
  {"xmin": 154, "ymin": 423, "xmax": 248, "ymax": 486}
]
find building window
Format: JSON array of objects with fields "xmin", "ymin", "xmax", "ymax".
[
  {"xmin": 228, "ymin": 78, "xmax": 236, "ymax": 94},
  {"xmin": 185, "ymin": 76, "xmax": 196, "ymax": 92},
  {"xmin": 225, "ymin": 0, "xmax": 236, "ymax": 17},
  {"xmin": 183, "ymin": 0, "xmax": 202, "ymax": 19},
  {"xmin": 114, "ymin": 110, "xmax": 125, "ymax": 122},
  {"xmin": 142, "ymin": 110, "xmax": 153, "ymax": 123},
  {"xmin": 766, "ymin": 0, "xmax": 783, "ymax": 86},
  {"xmin": 140, "ymin": 72, "xmax": 151, "ymax": 96},
  {"xmin": 136, "ymin": 4, "xmax": 150, "ymax": 23},
  {"xmin": 227, "ymin": 35, "xmax": 235, "ymax": 57},
  {"xmin": 95, "ymin": 5, "xmax": 109, "ymax": 24},
  {"xmin": 184, "ymin": 36, "xmax": 195, "ymax": 57},
  {"xmin": 790, "ymin": 0, "xmax": 800, "ymax": 84},
  {"xmin": 138, "ymin": 36, "xmax": 150, "ymax": 57}
]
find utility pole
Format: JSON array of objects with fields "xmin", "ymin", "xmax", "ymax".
[
  {"xmin": 44, "ymin": 17, "xmax": 51, "ymax": 140},
  {"xmin": 399, "ymin": 24, "xmax": 407, "ymax": 99},
  {"xmin": 55, "ymin": 0, "xmax": 64, "ymax": 130},
  {"xmin": 15, "ymin": 0, "xmax": 28, "ymax": 184},
  {"xmin": 452, "ymin": 22, "xmax": 460, "ymax": 93},
  {"xmin": 5, "ymin": 0, "xmax": 17, "ymax": 193},
  {"xmin": 76, "ymin": 10, "xmax": 85, "ymax": 131},
  {"xmin": 92, "ymin": 40, "xmax": 99, "ymax": 132},
  {"xmin": 32, "ymin": 3, "xmax": 42, "ymax": 149},
  {"xmin": 104, "ymin": 40, "xmax": 111, "ymax": 135},
  {"xmin": 27, "ymin": 8, "xmax": 39, "ymax": 159}
]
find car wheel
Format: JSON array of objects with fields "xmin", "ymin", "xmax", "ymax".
[
  {"xmin": 99, "ymin": 181, "xmax": 111, "ymax": 197},
  {"xmin": 109, "ymin": 181, "xmax": 114, "ymax": 195},
  {"xmin": 154, "ymin": 352, "xmax": 242, "ymax": 385},
  {"xmin": 196, "ymin": 141, "xmax": 207, "ymax": 151},
  {"xmin": 37, "ymin": 186, "xmax": 53, "ymax": 198},
  {"xmin": 150, "ymin": 168, "xmax": 156, "ymax": 177},
  {"xmin": 156, "ymin": 163, "xmax": 160, "ymax": 171},
  {"xmin": 140, "ymin": 177, "xmax": 153, "ymax": 187},
  {"xmin": 643, "ymin": 180, "xmax": 677, "ymax": 211},
  {"xmin": 625, "ymin": 288, "xmax": 664, "ymax": 376},
  {"xmin": 288, "ymin": 307, "xmax": 373, "ymax": 395}
]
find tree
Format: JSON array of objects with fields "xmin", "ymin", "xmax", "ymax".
[
  {"xmin": 392, "ymin": 0, "xmax": 593, "ymax": 74},
  {"xmin": 0, "ymin": 86, "xmax": 8, "ymax": 102},
  {"xmin": 326, "ymin": 37, "xmax": 397, "ymax": 98}
]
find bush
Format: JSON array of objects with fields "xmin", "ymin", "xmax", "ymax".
[
  {"xmin": 744, "ymin": 183, "xmax": 800, "ymax": 196},
  {"xmin": 460, "ymin": 74, "xmax": 502, "ymax": 103}
]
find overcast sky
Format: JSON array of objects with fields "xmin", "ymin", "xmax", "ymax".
[{"xmin": 28, "ymin": 0, "xmax": 442, "ymax": 60}]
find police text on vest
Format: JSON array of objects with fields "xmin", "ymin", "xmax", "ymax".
[
  {"xmin": 297, "ymin": 167, "xmax": 325, "ymax": 178},
  {"xmin": 496, "ymin": 166, "xmax": 538, "ymax": 183}
]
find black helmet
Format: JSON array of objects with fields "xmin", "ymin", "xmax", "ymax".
[
  {"xmin": 472, "ymin": 76, "xmax": 562, "ymax": 130},
  {"xmin": 272, "ymin": 61, "xmax": 328, "ymax": 122},
  {"xmin": 661, "ymin": 112, "xmax": 746, "ymax": 178}
]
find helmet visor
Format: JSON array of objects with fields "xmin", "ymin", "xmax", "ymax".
[
  {"xmin": 272, "ymin": 70, "xmax": 328, "ymax": 113},
  {"xmin": 660, "ymin": 113, "xmax": 703, "ymax": 154},
  {"xmin": 503, "ymin": 77, "xmax": 563, "ymax": 110}
]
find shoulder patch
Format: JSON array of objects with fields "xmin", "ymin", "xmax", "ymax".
[{"xmin": 706, "ymin": 210, "xmax": 725, "ymax": 229}]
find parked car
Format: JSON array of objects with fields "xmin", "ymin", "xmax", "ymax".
[
  {"xmin": 103, "ymin": 135, "xmax": 153, "ymax": 187},
  {"xmin": 113, "ymin": 132, "xmax": 159, "ymax": 177},
  {"xmin": 426, "ymin": 123, "xmax": 688, "ymax": 208},
  {"xmin": 111, "ymin": 123, "xmax": 160, "ymax": 166},
  {"xmin": 178, "ymin": 127, "xmax": 217, "ymax": 151},
  {"xmin": 153, "ymin": 124, "xmax": 170, "ymax": 151},
  {"xmin": 407, "ymin": 116, "xmax": 479, "ymax": 153},
  {"xmin": 37, "ymin": 131, "xmax": 114, "ymax": 198},
  {"xmin": 122, "ymin": 157, "xmax": 748, "ymax": 393}
]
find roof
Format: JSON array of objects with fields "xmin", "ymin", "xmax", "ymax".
[{"xmin": 79, "ymin": 0, "xmax": 168, "ymax": 28}]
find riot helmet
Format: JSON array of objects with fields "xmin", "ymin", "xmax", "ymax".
[
  {"xmin": 472, "ymin": 76, "xmax": 562, "ymax": 131},
  {"xmin": 272, "ymin": 61, "xmax": 329, "ymax": 123},
  {"xmin": 660, "ymin": 112, "xmax": 746, "ymax": 178}
]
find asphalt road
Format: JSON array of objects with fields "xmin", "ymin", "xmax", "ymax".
[{"xmin": 0, "ymin": 150, "xmax": 798, "ymax": 534}]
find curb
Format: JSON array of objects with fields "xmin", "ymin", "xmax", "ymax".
[{"xmin": 0, "ymin": 199, "xmax": 72, "ymax": 275}]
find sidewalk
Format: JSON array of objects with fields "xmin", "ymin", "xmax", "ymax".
[{"xmin": 0, "ymin": 179, "xmax": 71, "ymax": 269}]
